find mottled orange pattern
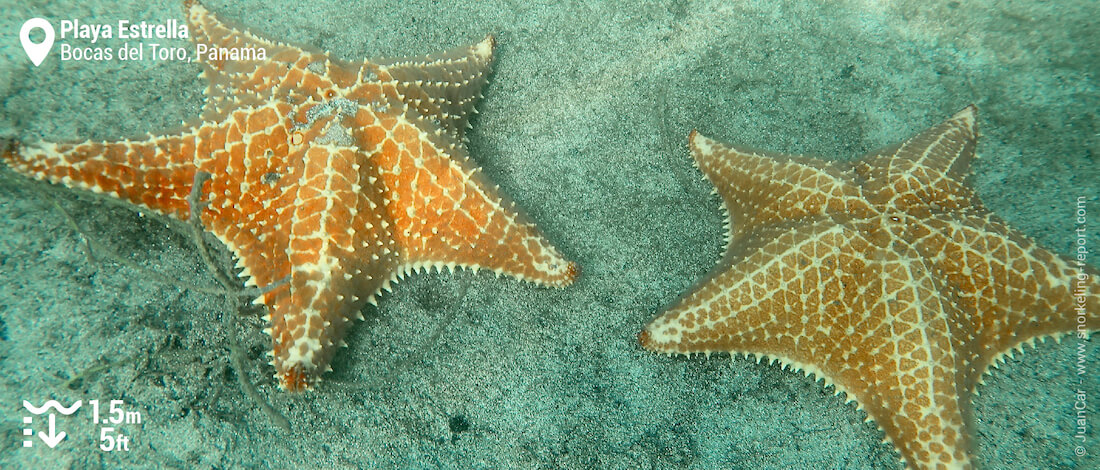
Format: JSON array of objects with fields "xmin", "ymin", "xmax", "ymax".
[
  {"xmin": 640, "ymin": 106, "xmax": 1098, "ymax": 469},
  {"xmin": 3, "ymin": 1, "xmax": 577, "ymax": 391}
]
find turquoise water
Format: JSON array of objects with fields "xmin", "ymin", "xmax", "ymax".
[{"xmin": 0, "ymin": 0, "xmax": 1096, "ymax": 468}]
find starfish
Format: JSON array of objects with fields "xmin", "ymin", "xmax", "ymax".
[
  {"xmin": 2, "ymin": 0, "xmax": 577, "ymax": 391},
  {"xmin": 638, "ymin": 106, "xmax": 1098, "ymax": 469}
]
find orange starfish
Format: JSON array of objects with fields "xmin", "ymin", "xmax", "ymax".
[
  {"xmin": 639, "ymin": 106, "xmax": 1098, "ymax": 469},
  {"xmin": 3, "ymin": 1, "xmax": 577, "ymax": 391}
]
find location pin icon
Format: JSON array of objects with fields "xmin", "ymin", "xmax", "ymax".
[{"xmin": 20, "ymin": 18, "xmax": 55, "ymax": 67}]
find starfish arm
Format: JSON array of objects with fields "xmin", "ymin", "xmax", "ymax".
[
  {"xmin": 195, "ymin": 106, "xmax": 299, "ymax": 293},
  {"xmin": 232, "ymin": 144, "xmax": 399, "ymax": 391},
  {"xmin": 356, "ymin": 109, "xmax": 577, "ymax": 287},
  {"xmin": 3, "ymin": 132, "xmax": 203, "ymax": 219},
  {"xmin": 185, "ymin": 0, "xmax": 328, "ymax": 119},
  {"xmin": 914, "ymin": 213, "xmax": 1100, "ymax": 381},
  {"xmin": 395, "ymin": 145, "xmax": 577, "ymax": 286},
  {"xmin": 687, "ymin": 131, "xmax": 873, "ymax": 247},
  {"xmin": 375, "ymin": 36, "xmax": 496, "ymax": 143},
  {"xmin": 640, "ymin": 219, "xmax": 974, "ymax": 469},
  {"xmin": 174, "ymin": 102, "xmax": 399, "ymax": 390},
  {"xmin": 395, "ymin": 167, "xmax": 579, "ymax": 288},
  {"xmin": 854, "ymin": 106, "xmax": 980, "ymax": 214}
]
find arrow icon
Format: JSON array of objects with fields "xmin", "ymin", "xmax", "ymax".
[{"xmin": 38, "ymin": 414, "xmax": 66, "ymax": 448}]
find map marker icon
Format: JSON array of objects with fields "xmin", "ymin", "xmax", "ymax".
[{"xmin": 20, "ymin": 18, "xmax": 55, "ymax": 67}]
